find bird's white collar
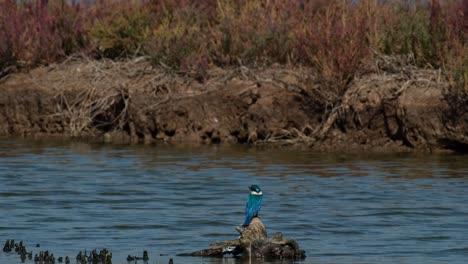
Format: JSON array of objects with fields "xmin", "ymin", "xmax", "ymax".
[{"xmin": 251, "ymin": 191, "xmax": 263, "ymax": 195}]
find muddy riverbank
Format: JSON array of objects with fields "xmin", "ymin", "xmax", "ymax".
[{"xmin": 0, "ymin": 57, "xmax": 466, "ymax": 153}]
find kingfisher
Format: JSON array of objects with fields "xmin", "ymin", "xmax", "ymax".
[{"xmin": 243, "ymin": 185, "xmax": 263, "ymax": 227}]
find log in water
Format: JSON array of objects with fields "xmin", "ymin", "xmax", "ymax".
[{"xmin": 180, "ymin": 217, "xmax": 305, "ymax": 260}]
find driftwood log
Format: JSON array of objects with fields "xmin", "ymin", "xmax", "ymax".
[{"xmin": 179, "ymin": 217, "xmax": 305, "ymax": 260}]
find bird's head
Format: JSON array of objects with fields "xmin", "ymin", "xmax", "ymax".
[{"xmin": 249, "ymin": 185, "xmax": 262, "ymax": 195}]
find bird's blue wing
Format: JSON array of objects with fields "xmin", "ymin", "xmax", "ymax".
[
  {"xmin": 254, "ymin": 195, "xmax": 263, "ymax": 216},
  {"xmin": 243, "ymin": 195, "xmax": 263, "ymax": 226},
  {"xmin": 243, "ymin": 203, "xmax": 254, "ymax": 226}
]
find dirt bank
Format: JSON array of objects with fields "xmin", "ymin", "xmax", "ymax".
[{"xmin": 0, "ymin": 57, "xmax": 466, "ymax": 152}]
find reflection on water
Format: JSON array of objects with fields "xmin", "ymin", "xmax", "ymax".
[{"xmin": 0, "ymin": 138, "xmax": 467, "ymax": 264}]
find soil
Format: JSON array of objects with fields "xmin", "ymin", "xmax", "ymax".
[{"xmin": 0, "ymin": 57, "xmax": 466, "ymax": 153}]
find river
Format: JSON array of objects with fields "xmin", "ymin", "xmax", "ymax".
[{"xmin": 1, "ymin": 139, "xmax": 467, "ymax": 264}]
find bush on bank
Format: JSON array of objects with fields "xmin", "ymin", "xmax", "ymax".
[{"xmin": 0, "ymin": 0, "xmax": 466, "ymax": 95}]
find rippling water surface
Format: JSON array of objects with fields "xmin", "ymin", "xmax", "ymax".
[{"xmin": 1, "ymin": 139, "xmax": 467, "ymax": 264}]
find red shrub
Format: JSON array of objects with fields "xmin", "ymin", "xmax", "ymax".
[
  {"xmin": 0, "ymin": 0, "xmax": 465, "ymax": 83},
  {"xmin": 0, "ymin": 0, "xmax": 88, "ymax": 68},
  {"xmin": 293, "ymin": 0, "xmax": 371, "ymax": 96}
]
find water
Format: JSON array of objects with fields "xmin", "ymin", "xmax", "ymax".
[{"xmin": 0, "ymin": 139, "xmax": 467, "ymax": 264}]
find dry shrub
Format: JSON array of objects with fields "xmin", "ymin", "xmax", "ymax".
[
  {"xmin": 87, "ymin": 0, "xmax": 151, "ymax": 58},
  {"xmin": 293, "ymin": 0, "xmax": 371, "ymax": 103},
  {"xmin": 376, "ymin": 1, "xmax": 434, "ymax": 65},
  {"xmin": 443, "ymin": 39, "xmax": 467, "ymax": 119},
  {"xmin": 211, "ymin": 0, "xmax": 297, "ymax": 65},
  {"xmin": 145, "ymin": 3, "xmax": 210, "ymax": 71},
  {"xmin": 0, "ymin": 0, "xmax": 16, "ymax": 69},
  {"xmin": 441, "ymin": 0, "xmax": 467, "ymax": 92},
  {"xmin": 0, "ymin": 0, "xmax": 59, "ymax": 65},
  {"xmin": 368, "ymin": 0, "xmax": 466, "ymax": 69},
  {"xmin": 49, "ymin": 0, "xmax": 89, "ymax": 56},
  {"xmin": 0, "ymin": 0, "xmax": 465, "ymax": 90},
  {"xmin": 0, "ymin": 0, "xmax": 88, "ymax": 69}
]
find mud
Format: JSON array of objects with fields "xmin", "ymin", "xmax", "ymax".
[{"xmin": 0, "ymin": 57, "xmax": 466, "ymax": 152}]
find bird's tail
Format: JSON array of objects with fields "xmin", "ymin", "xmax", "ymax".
[{"xmin": 243, "ymin": 213, "xmax": 253, "ymax": 227}]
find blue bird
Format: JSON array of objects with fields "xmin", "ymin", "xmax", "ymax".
[{"xmin": 243, "ymin": 185, "xmax": 263, "ymax": 227}]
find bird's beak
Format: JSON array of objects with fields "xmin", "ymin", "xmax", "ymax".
[{"xmin": 248, "ymin": 185, "xmax": 252, "ymax": 190}]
